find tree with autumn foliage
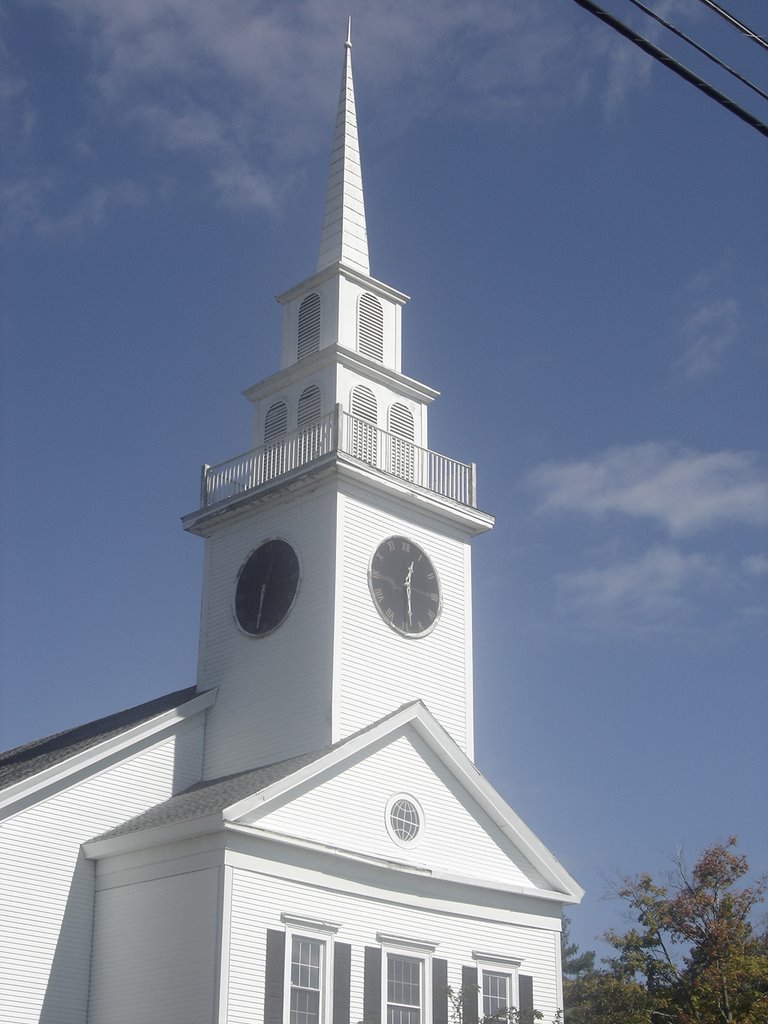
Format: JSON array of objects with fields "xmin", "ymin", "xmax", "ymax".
[{"xmin": 562, "ymin": 837, "xmax": 768, "ymax": 1024}]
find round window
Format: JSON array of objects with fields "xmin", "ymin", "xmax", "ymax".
[{"xmin": 386, "ymin": 795, "xmax": 422, "ymax": 845}]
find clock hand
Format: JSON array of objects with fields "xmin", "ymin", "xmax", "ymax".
[
  {"xmin": 255, "ymin": 581, "xmax": 267, "ymax": 630},
  {"xmin": 404, "ymin": 561, "xmax": 414, "ymax": 626}
]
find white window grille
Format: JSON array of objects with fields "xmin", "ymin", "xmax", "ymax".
[
  {"xmin": 290, "ymin": 937, "xmax": 323, "ymax": 1024},
  {"xmin": 482, "ymin": 972, "xmax": 510, "ymax": 1018},
  {"xmin": 350, "ymin": 385, "xmax": 378, "ymax": 465},
  {"xmin": 387, "ymin": 956, "xmax": 422, "ymax": 1024},
  {"xmin": 358, "ymin": 293, "xmax": 384, "ymax": 362},
  {"xmin": 473, "ymin": 953, "xmax": 522, "ymax": 1020},
  {"xmin": 298, "ymin": 293, "xmax": 321, "ymax": 360}
]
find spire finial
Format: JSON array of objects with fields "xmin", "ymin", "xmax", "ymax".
[{"xmin": 316, "ymin": 24, "xmax": 370, "ymax": 276}]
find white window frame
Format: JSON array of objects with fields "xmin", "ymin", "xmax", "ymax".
[
  {"xmin": 472, "ymin": 952, "xmax": 522, "ymax": 1019},
  {"xmin": 281, "ymin": 914, "xmax": 340, "ymax": 1024},
  {"xmin": 378, "ymin": 933, "xmax": 438, "ymax": 1024}
]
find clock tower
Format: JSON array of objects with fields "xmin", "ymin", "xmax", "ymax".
[{"xmin": 183, "ymin": 29, "xmax": 494, "ymax": 781}]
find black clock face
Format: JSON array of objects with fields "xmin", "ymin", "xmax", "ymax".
[
  {"xmin": 369, "ymin": 536, "xmax": 441, "ymax": 637},
  {"xmin": 235, "ymin": 539, "xmax": 300, "ymax": 636}
]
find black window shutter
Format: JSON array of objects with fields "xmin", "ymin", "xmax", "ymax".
[
  {"xmin": 518, "ymin": 975, "xmax": 534, "ymax": 1024},
  {"xmin": 461, "ymin": 966, "xmax": 478, "ymax": 1024},
  {"xmin": 363, "ymin": 947, "xmax": 382, "ymax": 1024},
  {"xmin": 432, "ymin": 958, "xmax": 448, "ymax": 1024},
  {"xmin": 264, "ymin": 930, "xmax": 286, "ymax": 1024},
  {"xmin": 333, "ymin": 942, "xmax": 352, "ymax": 1024}
]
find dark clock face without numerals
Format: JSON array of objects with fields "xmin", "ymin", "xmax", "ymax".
[
  {"xmin": 235, "ymin": 539, "xmax": 300, "ymax": 636},
  {"xmin": 369, "ymin": 536, "xmax": 441, "ymax": 637}
]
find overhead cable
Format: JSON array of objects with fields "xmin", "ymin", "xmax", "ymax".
[
  {"xmin": 692, "ymin": 0, "xmax": 768, "ymax": 51},
  {"xmin": 625, "ymin": 0, "xmax": 768, "ymax": 102},
  {"xmin": 570, "ymin": 0, "xmax": 768, "ymax": 139}
]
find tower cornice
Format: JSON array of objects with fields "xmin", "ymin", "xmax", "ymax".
[
  {"xmin": 276, "ymin": 261, "xmax": 409, "ymax": 308},
  {"xmin": 242, "ymin": 344, "xmax": 439, "ymax": 406}
]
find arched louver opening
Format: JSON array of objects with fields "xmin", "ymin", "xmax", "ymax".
[
  {"xmin": 350, "ymin": 384, "xmax": 378, "ymax": 466},
  {"xmin": 388, "ymin": 402, "xmax": 415, "ymax": 481},
  {"xmin": 358, "ymin": 293, "xmax": 384, "ymax": 362},
  {"xmin": 297, "ymin": 293, "xmax": 321, "ymax": 361},
  {"xmin": 263, "ymin": 400, "xmax": 288, "ymax": 479},
  {"xmin": 297, "ymin": 385, "xmax": 322, "ymax": 427},
  {"xmin": 297, "ymin": 384, "xmax": 322, "ymax": 464},
  {"xmin": 264, "ymin": 401, "xmax": 288, "ymax": 442}
]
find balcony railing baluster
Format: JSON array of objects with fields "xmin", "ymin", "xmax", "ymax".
[{"xmin": 201, "ymin": 408, "xmax": 476, "ymax": 510}]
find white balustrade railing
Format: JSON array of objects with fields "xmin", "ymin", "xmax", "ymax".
[{"xmin": 201, "ymin": 406, "xmax": 476, "ymax": 509}]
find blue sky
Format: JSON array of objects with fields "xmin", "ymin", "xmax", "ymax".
[{"xmin": 2, "ymin": 0, "xmax": 766, "ymax": 957}]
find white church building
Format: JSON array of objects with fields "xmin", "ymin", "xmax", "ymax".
[{"xmin": 0, "ymin": 32, "xmax": 583, "ymax": 1024}]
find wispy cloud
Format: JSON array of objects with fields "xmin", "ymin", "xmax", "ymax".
[
  {"xmin": 0, "ymin": 178, "xmax": 146, "ymax": 236},
  {"xmin": 528, "ymin": 443, "xmax": 768, "ymax": 536},
  {"xmin": 742, "ymin": 553, "xmax": 768, "ymax": 577},
  {"xmin": 676, "ymin": 298, "xmax": 740, "ymax": 380},
  {"xmin": 1, "ymin": 1, "xmax": 656, "ymax": 232},
  {"xmin": 558, "ymin": 544, "xmax": 714, "ymax": 619}
]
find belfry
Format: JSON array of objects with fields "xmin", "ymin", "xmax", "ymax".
[{"xmin": 0, "ymin": 29, "xmax": 582, "ymax": 1024}]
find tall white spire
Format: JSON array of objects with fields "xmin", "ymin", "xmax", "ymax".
[{"xmin": 316, "ymin": 21, "xmax": 370, "ymax": 276}]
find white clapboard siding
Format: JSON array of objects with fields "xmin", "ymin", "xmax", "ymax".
[
  {"xmin": 198, "ymin": 484, "xmax": 338, "ymax": 779},
  {"xmin": 227, "ymin": 868, "xmax": 561, "ymax": 1024},
  {"xmin": 88, "ymin": 867, "xmax": 219, "ymax": 1024},
  {"xmin": 0, "ymin": 723, "xmax": 204, "ymax": 1024},
  {"xmin": 337, "ymin": 490, "xmax": 473, "ymax": 751},
  {"xmin": 252, "ymin": 732, "xmax": 548, "ymax": 890}
]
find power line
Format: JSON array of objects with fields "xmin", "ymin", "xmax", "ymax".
[
  {"xmin": 625, "ymin": 0, "xmax": 768, "ymax": 103},
  {"xmin": 570, "ymin": 0, "xmax": 768, "ymax": 139},
  {"xmin": 691, "ymin": 0, "xmax": 768, "ymax": 51}
]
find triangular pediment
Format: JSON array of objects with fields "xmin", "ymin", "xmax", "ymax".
[{"xmin": 224, "ymin": 703, "xmax": 582, "ymax": 902}]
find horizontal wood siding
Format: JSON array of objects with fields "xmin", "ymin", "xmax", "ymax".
[
  {"xmin": 254, "ymin": 733, "xmax": 547, "ymax": 889},
  {"xmin": 198, "ymin": 485, "xmax": 337, "ymax": 778},
  {"xmin": 337, "ymin": 490, "xmax": 473, "ymax": 751},
  {"xmin": 227, "ymin": 868, "xmax": 562, "ymax": 1024},
  {"xmin": 88, "ymin": 867, "xmax": 219, "ymax": 1024},
  {"xmin": 0, "ymin": 722, "xmax": 204, "ymax": 1024}
]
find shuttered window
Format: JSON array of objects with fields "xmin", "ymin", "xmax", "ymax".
[
  {"xmin": 358, "ymin": 293, "xmax": 384, "ymax": 362},
  {"xmin": 264, "ymin": 401, "xmax": 288, "ymax": 479},
  {"xmin": 350, "ymin": 385, "xmax": 378, "ymax": 466},
  {"xmin": 432, "ymin": 959, "xmax": 448, "ymax": 1024},
  {"xmin": 298, "ymin": 385, "xmax": 322, "ymax": 427},
  {"xmin": 518, "ymin": 975, "xmax": 535, "ymax": 1024},
  {"xmin": 265, "ymin": 401, "xmax": 288, "ymax": 442},
  {"xmin": 298, "ymin": 293, "xmax": 321, "ymax": 360},
  {"xmin": 298, "ymin": 385, "xmax": 322, "ymax": 464},
  {"xmin": 388, "ymin": 402, "xmax": 415, "ymax": 482}
]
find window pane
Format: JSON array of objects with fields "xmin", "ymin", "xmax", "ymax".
[
  {"xmin": 482, "ymin": 972, "xmax": 509, "ymax": 1017},
  {"xmin": 290, "ymin": 937, "xmax": 322, "ymax": 1024},
  {"xmin": 387, "ymin": 955, "xmax": 421, "ymax": 1024}
]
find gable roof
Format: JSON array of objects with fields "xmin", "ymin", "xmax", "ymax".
[
  {"xmin": 86, "ymin": 701, "xmax": 584, "ymax": 903},
  {"xmin": 0, "ymin": 686, "xmax": 200, "ymax": 791}
]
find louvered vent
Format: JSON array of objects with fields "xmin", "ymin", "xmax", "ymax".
[
  {"xmin": 297, "ymin": 293, "xmax": 321, "ymax": 360},
  {"xmin": 264, "ymin": 401, "xmax": 288, "ymax": 442},
  {"xmin": 350, "ymin": 385, "xmax": 378, "ymax": 466},
  {"xmin": 388, "ymin": 403, "xmax": 415, "ymax": 482},
  {"xmin": 297, "ymin": 385, "xmax": 321, "ymax": 426},
  {"xmin": 358, "ymin": 293, "xmax": 384, "ymax": 362}
]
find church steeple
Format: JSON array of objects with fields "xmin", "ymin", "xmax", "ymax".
[{"xmin": 316, "ymin": 21, "xmax": 370, "ymax": 276}]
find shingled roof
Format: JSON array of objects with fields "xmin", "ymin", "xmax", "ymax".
[
  {"xmin": 89, "ymin": 700, "xmax": 427, "ymax": 846},
  {"xmin": 91, "ymin": 746, "xmax": 330, "ymax": 843},
  {"xmin": 0, "ymin": 686, "xmax": 199, "ymax": 791}
]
